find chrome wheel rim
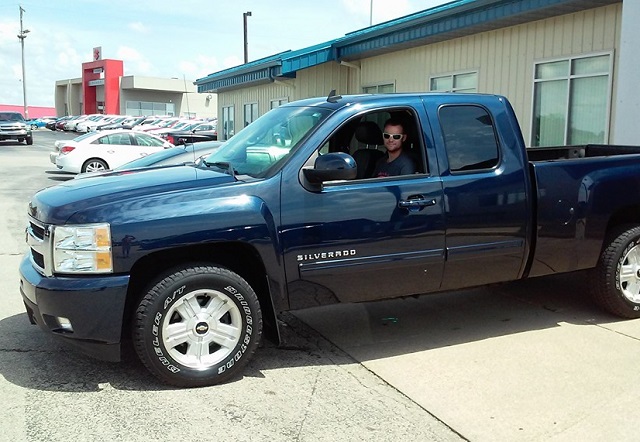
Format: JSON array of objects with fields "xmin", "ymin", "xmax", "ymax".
[
  {"xmin": 85, "ymin": 161, "xmax": 106, "ymax": 172},
  {"xmin": 162, "ymin": 289, "xmax": 242, "ymax": 369},
  {"xmin": 619, "ymin": 244, "xmax": 640, "ymax": 303}
]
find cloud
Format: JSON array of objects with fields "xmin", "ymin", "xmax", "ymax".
[
  {"xmin": 117, "ymin": 46, "xmax": 155, "ymax": 75},
  {"xmin": 178, "ymin": 55, "xmax": 218, "ymax": 79},
  {"xmin": 128, "ymin": 22, "xmax": 148, "ymax": 33}
]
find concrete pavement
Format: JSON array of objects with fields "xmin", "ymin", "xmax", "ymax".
[{"xmin": 294, "ymin": 273, "xmax": 640, "ymax": 441}]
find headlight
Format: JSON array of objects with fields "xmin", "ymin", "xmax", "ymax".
[{"xmin": 52, "ymin": 223, "xmax": 113, "ymax": 273}]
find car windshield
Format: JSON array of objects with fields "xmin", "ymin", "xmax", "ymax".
[
  {"xmin": 0, "ymin": 112, "xmax": 25, "ymax": 122},
  {"xmin": 202, "ymin": 106, "xmax": 331, "ymax": 178}
]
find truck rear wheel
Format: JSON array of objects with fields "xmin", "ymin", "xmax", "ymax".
[
  {"xmin": 591, "ymin": 225, "xmax": 640, "ymax": 318},
  {"xmin": 133, "ymin": 265, "xmax": 262, "ymax": 387}
]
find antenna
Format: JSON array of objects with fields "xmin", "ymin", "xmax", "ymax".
[{"xmin": 327, "ymin": 89, "xmax": 342, "ymax": 103}]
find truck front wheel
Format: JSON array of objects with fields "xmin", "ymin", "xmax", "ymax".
[
  {"xmin": 133, "ymin": 265, "xmax": 263, "ymax": 387},
  {"xmin": 591, "ymin": 225, "xmax": 640, "ymax": 318}
]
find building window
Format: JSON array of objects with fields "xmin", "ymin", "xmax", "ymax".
[
  {"xmin": 125, "ymin": 101, "xmax": 174, "ymax": 117},
  {"xmin": 222, "ymin": 106, "xmax": 235, "ymax": 140},
  {"xmin": 243, "ymin": 102, "xmax": 259, "ymax": 127},
  {"xmin": 363, "ymin": 83, "xmax": 395, "ymax": 94},
  {"xmin": 532, "ymin": 53, "xmax": 611, "ymax": 147},
  {"xmin": 430, "ymin": 72, "xmax": 478, "ymax": 93},
  {"xmin": 270, "ymin": 98, "xmax": 288, "ymax": 109}
]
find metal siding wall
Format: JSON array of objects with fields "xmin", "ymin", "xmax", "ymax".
[
  {"xmin": 295, "ymin": 63, "xmax": 351, "ymax": 98},
  {"xmin": 359, "ymin": 4, "xmax": 621, "ymax": 144}
]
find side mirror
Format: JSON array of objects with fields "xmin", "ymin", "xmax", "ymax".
[{"xmin": 303, "ymin": 152, "xmax": 357, "ymax": 184}]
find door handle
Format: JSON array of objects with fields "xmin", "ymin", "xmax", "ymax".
[{"xmin": 398, "ymin": 196, "xmax": 437, "ymax": 211}]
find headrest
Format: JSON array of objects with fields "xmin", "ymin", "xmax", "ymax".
[{"xmin": 355, "ymin": 121, "xmax": 383, "ymax": 145}]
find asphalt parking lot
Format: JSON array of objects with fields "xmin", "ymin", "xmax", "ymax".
[{"xmin": 2, "ymin": 130, "xmax": 640, "ymax": 441}]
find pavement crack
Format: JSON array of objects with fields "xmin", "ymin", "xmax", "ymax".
[
  {"xmin": 295, "ymin": 367, "xmax": 320, "ymax": 442},
  {"xmin": 594, "ymin": 324, "xmax": 640, "ymax": 341}
]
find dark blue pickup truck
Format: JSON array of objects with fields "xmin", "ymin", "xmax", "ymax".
[{"xmin": 19, "ymin": 93, "xmax": 640, "ymax": 387}]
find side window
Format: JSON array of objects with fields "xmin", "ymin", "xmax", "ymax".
[
  {"xmin": 317, "ymin": 109, "xmax": 426, "ymax": 180},
  {"xmin": 439, "ymin": 105, "xmax": 499, "ymax": 172},
  {"xmin": 135, "ymin": 133, "xmax": 163, "ymax": 147},
  {"xmin": 107, "ymin": 133, "xmax": 132, "ymax": 145}
]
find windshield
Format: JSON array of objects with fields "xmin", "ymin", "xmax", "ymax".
[
  {"xmin": 0, "ymin": 112, "xmax": 25, "ymax": 122},
  {"xmin": 202, "ymin": 106, "xmax": 331, "ymax": 178}
]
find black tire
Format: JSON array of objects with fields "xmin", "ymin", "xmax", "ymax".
[
  {"xmin": 591, "ymin": 225, "xmax": 640, "ymax": 318},
  {"xmin": 25, "ymin": 136, "xmax": 33, "ymax": 145},
  {"xmin": 81, "ymin": 158, "xmax": 108, "ymax": 173},
  {"xmin": 133, "ymin": 265, "xmax": 262, "ymax": 387}
]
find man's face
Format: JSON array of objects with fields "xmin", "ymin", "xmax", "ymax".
[{"xmin": 383, "ymin": 124, "xmax": 406, "ymax": 153}]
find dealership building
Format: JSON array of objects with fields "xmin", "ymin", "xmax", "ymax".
[
  {"xmin": 195, "ymin": 0, "xmax": 638, "ymax": 147},
  {"xmin": 55, "ymin": 55, "xmax": 217, "ymax": 119}
]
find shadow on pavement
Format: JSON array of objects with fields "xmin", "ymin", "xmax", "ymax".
[
  {"xmin": 45, "ymin": 170, "xmax": 75, "ymax": 181},
  {"xmin": 292, "ymin": 270, "xmax": 625, "ymax": 360},
  {"xmin": 0, "ymin": 271, "xmax": 624, "ymax": 393},
  {"xmin": 0, "ymin": 309, "xmax": 344, "ymax": 393}
]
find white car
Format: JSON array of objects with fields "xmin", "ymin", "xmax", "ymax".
[{"xmin": 54, "ymin": 130, "xmax": 173, "ymax": 173}]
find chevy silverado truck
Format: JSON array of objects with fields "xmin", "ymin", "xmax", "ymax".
[
  {"xmin": 20, "ymin": 92, "xmax": 640, "ymax": 387},
  {"xmin": 0, "ymin": 111, "xmax": 33, "ymax": 145}
]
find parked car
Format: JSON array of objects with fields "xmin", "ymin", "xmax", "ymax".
[
  {"xmin": 25, "ymin": 118, "xmax": 49, "ymax": 130},
  {"xmin": 97, "ymin": 116, "xmax": 147, "ymax": 131},
  {"xmin": 0, "ymin": 111, "xmax": 33, "ymax": 145},
  {"xmin": 51, "ymin": 116, "xmax": 71, "ymax": 131},
  {"xmin": 75, "ymin": 141, "xmax": 223, "ymax": 179},
  {"xmin": 62, "ymin": 115, "xmax": 90, "ymax": 131},
  {"xmin": 96, "ymin": 116, "xmax": 128, "ymax": 130},
  {"xmin": 53, "ymin": 129, "xmax": 173, "ymax": 173},
  {"xmin": 75, "ymin": 115, "xmax": 114, "ymax": 133}
]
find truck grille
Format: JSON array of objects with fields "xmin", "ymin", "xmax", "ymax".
[{"xmin": 26, "ymin": 216, "xmax": 52, "ymax": 276}]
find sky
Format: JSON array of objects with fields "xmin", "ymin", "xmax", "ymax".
[{"xmin": 0, "ymin": 0, "xmax": 451, "ymax": 108}]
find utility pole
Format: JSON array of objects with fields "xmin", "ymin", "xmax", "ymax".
[
  {"xmin": 243, "ymin": 11, "xmax": 252, "ymax": 64},
  {"xmin": 17, "ymin": 6, "xmax": 29, "ymax": 119}
]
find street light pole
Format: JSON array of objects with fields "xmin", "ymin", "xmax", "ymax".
[
  {"xmin": 17, "ymin": 6, "xmax": 29, "ymax": 119},
  {"xmin": 370, "ymin": 0, "xmax": 373, "ymax": 26},
  {"xmin": 243, "ymin": 11, "xmax": 252, "ymax": 64}
]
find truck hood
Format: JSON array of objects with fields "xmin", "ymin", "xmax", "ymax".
[{"xmin": 29, "ymin": 165, "xmax": 237, "ymax": 224}]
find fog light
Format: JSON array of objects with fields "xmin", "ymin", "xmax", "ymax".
[{"xmin": 56, "ymin": 317, "xmax": 73, "ymax": 333}]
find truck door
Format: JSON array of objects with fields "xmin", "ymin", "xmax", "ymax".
[
  {"xmin": 431, "ymin": 103, "xmax": 531, "ymax": 290},
  {"xmin": 279, "ymin": 106, "xmax": 446, "ymax": 309}
]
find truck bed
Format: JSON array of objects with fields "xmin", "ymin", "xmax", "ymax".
[{"xmin": 527, "ymin": 144, "xmax": 640, "ymax": 161}]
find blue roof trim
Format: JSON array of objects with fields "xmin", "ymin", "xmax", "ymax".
[
  {"xmin": 195, "ymin": 0, "xmax": 616, "ymax": 92},
  {"xmin": 335, "ymin": 0, "xmax": 593, "ymax": 58},
  {"xmin": 196, "ymin": 67, "xmax": 279, "ymax": 93},
  {"xmin": 281, "ymin": 42, "xmax": 334, "ymax": 75}
]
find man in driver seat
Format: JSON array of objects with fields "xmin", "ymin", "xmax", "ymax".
[{"xmin": 372, "ymin": 118, "xmax": 416, "ymax": 177}]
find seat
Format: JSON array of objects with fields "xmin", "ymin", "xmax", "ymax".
[
  {"xmin": 288, "ymin": 115, "xmax": 315, "ymax": 146},
  {"xmin": 352, "ymin": 121, "xmax": 385, "ymax": 179}
]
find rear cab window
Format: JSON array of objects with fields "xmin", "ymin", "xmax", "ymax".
[{"xmin": 438, "ymin": 105, "xmax": 499, "ymax": 173}]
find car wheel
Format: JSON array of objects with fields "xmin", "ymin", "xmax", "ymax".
[
  {"xmin": 82, "ymin": 158, "xmax": 108, "ymax": 173},
  {"xmin": 591, "ymin": 224, "xmax": 640, "ymax": 318},
  {"xmin": 133, "ymin": 265, "xmax": 262, "ymax": 387},
  {"xmin": 25, "ymin": 136, "xmax": 33, "ymax": 145},
  {"xmin": 30, "ymin": 124, "xmax": 38, "ymax": 130}
]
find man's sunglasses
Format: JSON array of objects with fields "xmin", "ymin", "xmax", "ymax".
[{"xmin": 382, "ymin": 133, "xmax": 403, "ymax": 140}]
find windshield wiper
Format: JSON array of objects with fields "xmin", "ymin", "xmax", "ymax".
[{"xmin": 204, "ymin": 161, "xmax": 237, "ymax": 179}]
